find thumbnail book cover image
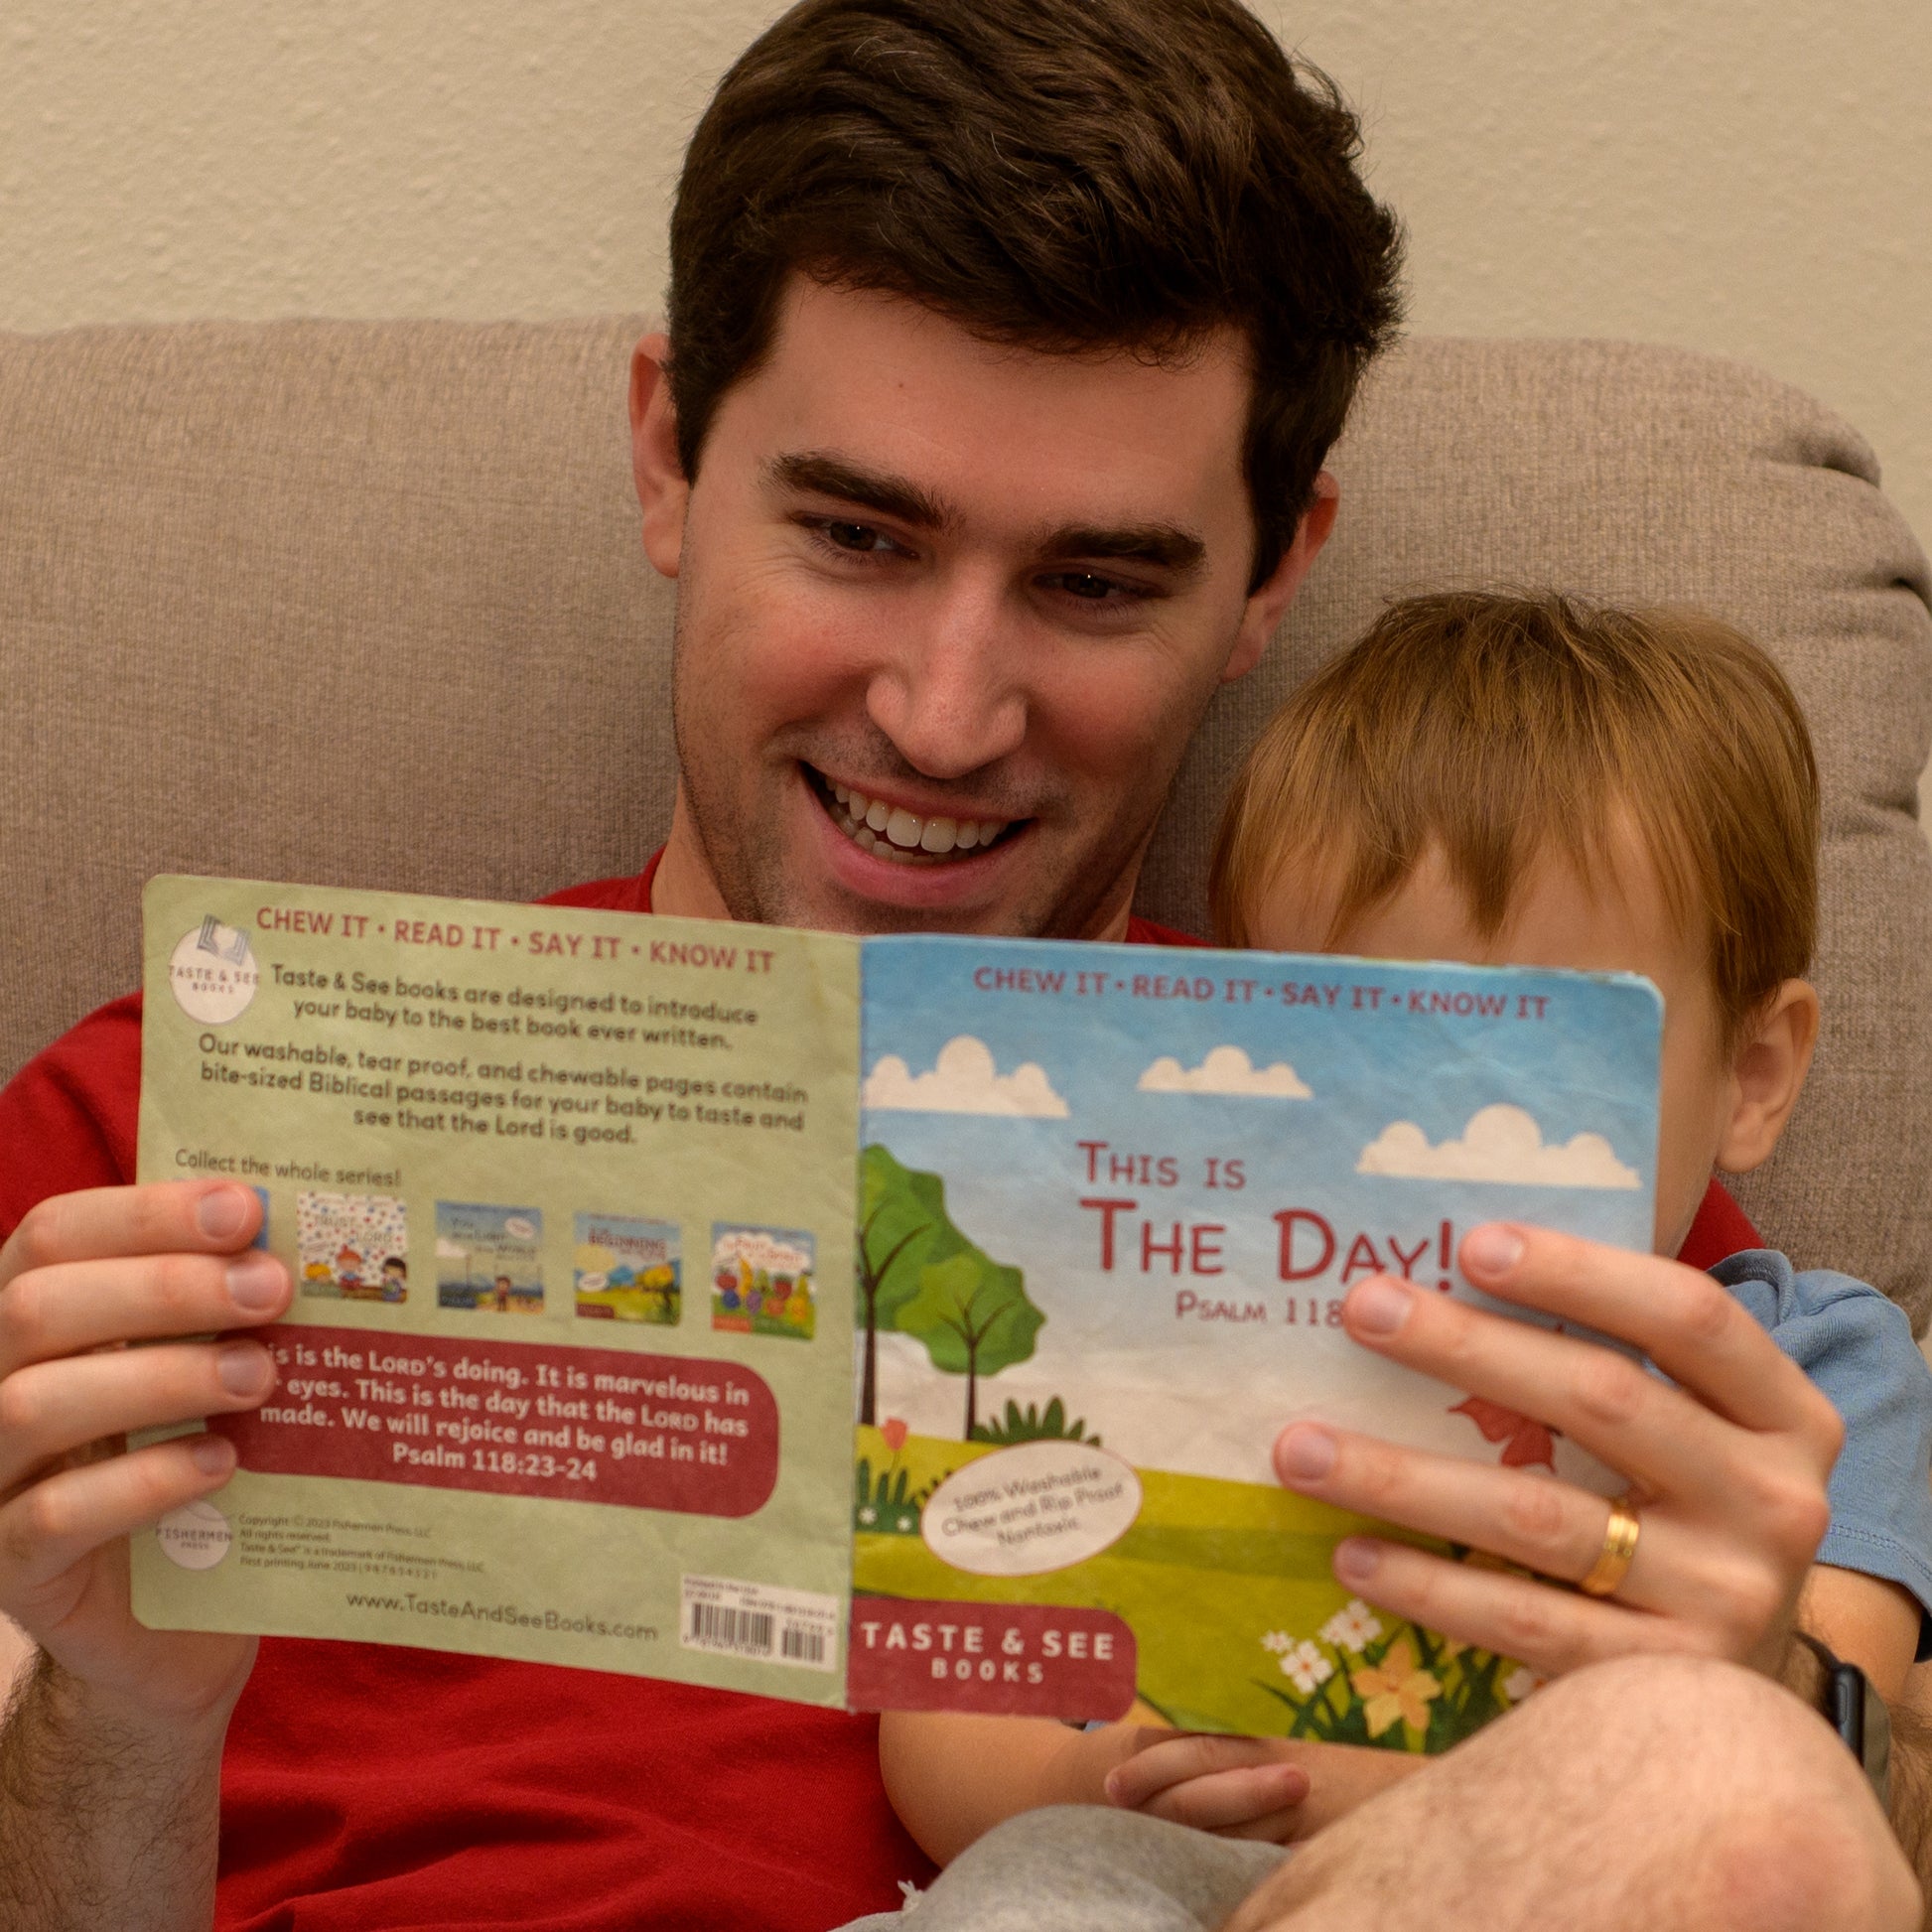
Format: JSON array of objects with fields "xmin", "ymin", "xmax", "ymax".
[
  {"xmin": 296, "ymin": 1190, "xmax": 408, "ymax": 1302},
  {"xmin": 847, "ymin": 936, "xmax": 1660, "ymax": 1752},
  {"xmin": 711, "ymin": 1224, "xmax": 817, "ymax": 1340},
  {"xmin": 576, "ymin": 1212, "xmax": 682, "ymax": 1323},
  {"xmin": 437, "ymin": 1201, "xmax": 545, "ymax": 1312}
]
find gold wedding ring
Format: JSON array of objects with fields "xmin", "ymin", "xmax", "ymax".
[{"xmin": 1578, "ymin": 1493, "xmax": 1642, "ymax": 1597}]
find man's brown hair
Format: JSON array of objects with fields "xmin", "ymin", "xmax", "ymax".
[
  {"xmin": 667, "ymin": 0, "xmax": 1403, "ymax": 590},
  {"xmin": 1210, "ymin": 592, "xmax": 1820, "ymax": 1038}
]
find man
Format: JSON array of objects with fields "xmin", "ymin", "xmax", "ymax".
[{"xmin": 0, "ymin": 1, "xmax": 1919, "ymax": 1926}]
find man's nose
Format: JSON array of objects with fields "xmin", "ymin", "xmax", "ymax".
[{"xmin": 864, "ymin": 583, "xmax": 1029, "ymax": 780}]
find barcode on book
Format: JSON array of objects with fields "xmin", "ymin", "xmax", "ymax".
[
  {"xmin": 680, "ymin": 1574, "xmax": 840, "ymax": 1673},
  {"xmin": 688, "ymin": 1600, "xmax": 774, "ymax": 1654},
  {"xmin": 781, "ymin": 1623, "xmax": 827, "ymax": 1664}
]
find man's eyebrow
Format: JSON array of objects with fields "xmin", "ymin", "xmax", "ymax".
[
  {"xmin": 767, "ymin": 452, "xmax": 953, "ymax": 531},
  {"xmin": 769, "ymin": 452, "xmax": 1206, "ymax": 579},
  {"xmin": 1040, "ymin": 523, "xmax": 1206, "ymax": 578}
]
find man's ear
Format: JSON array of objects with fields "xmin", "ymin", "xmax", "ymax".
[
  {"xmin": 629, "ymin": 333, "xmax": 688, "ymax": 580},
  {"xmin": 1716, "ymin": 978, "xmax": 1821, "ymax": 1173},
  {"xmin": 1222, "ymin": 471, "xmax": 1340, "ymax": 685}
]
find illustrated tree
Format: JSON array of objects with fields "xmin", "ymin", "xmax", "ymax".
[
  {"xmin": 897, "ymin": 1251, "xmax": 1046, "ymax": 1441},
  {"xmin": 855, "ymin": 1145, "xmax": 941, "ymax": 1427}
]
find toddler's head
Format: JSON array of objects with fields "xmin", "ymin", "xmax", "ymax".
[{"xmin": 1210, "ymin": 591, "xmax": 1821, "ymax": 1254}]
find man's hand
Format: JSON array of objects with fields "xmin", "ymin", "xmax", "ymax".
[
  {"xmin": 0, "ymin": 1179, "xmax": 291, "ymax": 1725},
  {"xmin": 1271, "ymin": 1223, "xmax": 1842, "ymax": 1682},
  {"xmin": 1103, "ymin": 1729, "xmax": 1418, "ymax": 1844}
]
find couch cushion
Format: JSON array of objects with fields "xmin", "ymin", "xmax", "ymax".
[
  {"xmin": 2, "ymin": 322, "xmax": 1928, "ymax": 1318},
  {"xmin": 0, "ymin": 314, "xmax": 675, "ymax": 1053}
]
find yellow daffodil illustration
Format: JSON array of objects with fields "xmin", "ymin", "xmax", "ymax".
[{"xmin": 1351, "ymin": 1639, "xmax": 1442, "ymax": 1739}]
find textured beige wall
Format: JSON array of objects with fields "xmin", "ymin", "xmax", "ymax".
[{"xmin": 0, "ymin": 0, "xmax": 1926, "ymax": 547}]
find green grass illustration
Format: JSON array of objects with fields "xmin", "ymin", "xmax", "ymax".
[{"xmin": 852, "ymin": 1426, "xmax": 1536, "ymax": 1744}]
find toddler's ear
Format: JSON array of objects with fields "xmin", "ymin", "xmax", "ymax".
[{"xmin": 1715, "ymin": 979, "xmax": 1820, "ymax": 1174}]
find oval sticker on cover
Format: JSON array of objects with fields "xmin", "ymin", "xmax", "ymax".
[{"xmin": 921, "ymin": 1441, "xmax": 1142, "ymax": 1577}]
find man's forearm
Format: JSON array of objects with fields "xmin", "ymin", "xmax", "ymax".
[{"xmin": 0, "ymin": 1653, "xmax": 225, "ymax": 1932}]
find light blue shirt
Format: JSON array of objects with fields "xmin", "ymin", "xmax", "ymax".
[{"xmin": 1713, "ymin": 1249, "xmax": 1932, "ymax": 1656}]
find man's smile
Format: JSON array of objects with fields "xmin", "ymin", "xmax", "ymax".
[{"xmin": 806, "ymin": 764, "xmax": 1023, "ymax": 868}]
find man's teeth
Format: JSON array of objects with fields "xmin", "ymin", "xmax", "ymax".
[{"xmin": 828, "ymin": 782, "xmax": 1010, "ymax": 861}]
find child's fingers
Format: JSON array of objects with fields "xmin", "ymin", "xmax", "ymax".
[
  {"xmin": 1104, "ymin": 1732, "xmax": 1259, "ymax": 1805},
  {"xmin": 1131, "ymin": 1761, "xmax": 1311, "ymax": 1837},
  {"xmin": 1106, "ymin": 1734, "xmax": 1308, "ymax": 1809}
]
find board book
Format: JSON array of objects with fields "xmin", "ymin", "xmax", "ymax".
[{"xmin": 134, "ymin": 875, "xmax": 1659, "ymax": 1752}]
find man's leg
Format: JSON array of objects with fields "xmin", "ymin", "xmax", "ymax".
[{"xmin": 1221, "ymin": 1654, "xmax": 1920, "ymax": 1932}]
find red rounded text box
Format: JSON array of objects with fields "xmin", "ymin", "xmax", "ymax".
[
  {"xmin": 845, "ymin": 1594, "xmax": 1136, "ymax": 1721},
  {"xmin": 213, "ymin": 1324, "xmax": 778, "ymax": 1516}
]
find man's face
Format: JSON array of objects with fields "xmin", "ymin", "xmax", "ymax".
[{"xmin": 634, "ymin": 278, "xmax": 1327, "ymax": 938}]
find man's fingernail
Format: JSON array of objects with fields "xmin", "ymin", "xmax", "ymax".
[
  {"xmin": 227, "ymin": 1254, "xmax": 286, "ymax": 1312},
  {"xmin": 188, "ymin": 1432, "xmax": 235, "ymax": 1476},
  {"xmin": 216, "ymin": 1343, "xmax": 273, "ymax": 1397},
  {"xmin": 197, "ymin": 1187, "xmax": 252, "ymax": 1243},
  {"xmin": 1276, "ymin": 1425, "xmax": 1337, "ymax": 1481},
  {"xmin": 1334, "ymin": 1538, "xmax": 1381, "ymax": 1584},
  {"xmin": 1462, "ymin": 1225, "xmax": 1526, "ymax": 1278},
  {"xmin": 1349, "ymin": 1278, "xmax": 1411, "ymax": 1335}
]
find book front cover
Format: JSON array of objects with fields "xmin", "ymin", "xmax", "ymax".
[{"xmin": 848, "ymin": 936, "xmax": 1659, "ymax": 1750}]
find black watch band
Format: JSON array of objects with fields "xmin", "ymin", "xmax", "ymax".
[{"xmin": 1793, "ymin": 1631, "xmax": 1891, "ymax": 1810}]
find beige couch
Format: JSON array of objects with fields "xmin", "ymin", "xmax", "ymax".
[{"xmin": 2, "ymin": 320, "xmax": 1928, "ymax": 1321}]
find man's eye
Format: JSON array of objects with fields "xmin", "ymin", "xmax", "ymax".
[
  {"xmin": 824, "ymin": 521, "xmax": 891, "ymax": 553},
  {"xmin": 1042, "ymin": 572, "xmax": 1144, "ymax": 603}
]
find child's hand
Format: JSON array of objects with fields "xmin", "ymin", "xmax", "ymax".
[
  {"xmin": 1101, "ymin": 1729, "xmax": 1312, "ymax": 1843},
  {"xmin": 1101, "ymin": 1731, "xmax": 1429, "ymax": 1845}
]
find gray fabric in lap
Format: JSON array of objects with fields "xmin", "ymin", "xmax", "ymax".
[{"xmin": 834, "ymin": 1807, "xmax": 1286, "ymax": 1932}]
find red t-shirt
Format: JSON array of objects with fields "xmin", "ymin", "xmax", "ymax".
[{"xmin": 0, "ymin": 855, "xmax": 1754, "ymax": 1930}]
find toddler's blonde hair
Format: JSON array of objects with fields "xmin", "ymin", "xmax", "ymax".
[{"xmin": 1209, "ymin": 591, "xmax": 1819, "ymax": 1041}]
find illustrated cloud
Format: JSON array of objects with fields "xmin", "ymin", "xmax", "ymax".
[
  {"xmin": 1356, "ymin": 1103, "xmax": 1639, "ymax": 1189},
  {"xmin": 1137, "ymin": 1045, "xmax": 1311, "ymax": 1098},
  {"xmin": 864, "ymin": 1035, "xmax": 1069, "ymax": 1118},
  {"xmin": 434, "ymin": 1236, "xmax": 469, "ymax": 1260}
]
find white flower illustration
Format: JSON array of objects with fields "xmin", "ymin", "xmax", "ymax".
[
  {"xmin": 1500, "ymin": 1665, "xmax": 1545, "ymax": 1703},
  {"xmin": 1260, "ymin": 1630, "xmax": 1296, "ymax": 1655},
  {"xmin": 1319, "ymin": 1599, "xmax": 1384, "ymax": 1653},
  {"xmin": 858, "ymin": 1505, "xmax": 878, "ymax": 1526},
  {"xmin": 1279, "ymin": 1640, "xmax": 1334, "ymax": 1694}
]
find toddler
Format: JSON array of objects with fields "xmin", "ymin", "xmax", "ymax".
[{"xmin": 862, "ymin": 593, "xmax": 1932, "ymax": 1911}]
